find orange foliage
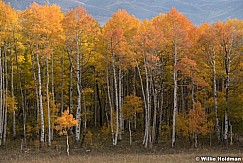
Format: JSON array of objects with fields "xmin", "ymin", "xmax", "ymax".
[
  {"xmin": 177, "ymin": 102, "xmax": 214, "ymax": 137},
  {"xmin": 102, "ymin": 9, "xmax": 140, "ymax": 69},
  {"xmin": 55, "ymin": 109, "xmax": 78, "ymax": 135}
]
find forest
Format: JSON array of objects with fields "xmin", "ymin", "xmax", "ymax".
[{"xmin": 0, "ymin": 0, "xmax": 243, "ymax": 156}]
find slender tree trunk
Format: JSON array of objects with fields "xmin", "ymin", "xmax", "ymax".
[
  {"xmin": 76, "ymin": 68, "xmax": 81, "ymax": 141},
  {"xmin": 156, "ymin": 83, "xmax": 164, "ymax": 144},
  {"xmin": 194, "ymin": 132, "xmax": 198, "ymax": 148},
  {"xmin": 96, "ymin": 82, "xmax": 103, "ymax": 126},
  {"xmin": 0, "ymin": 49, "xmax": 4, "ymax": 146},
  {"xmin": 0, "ymin": 49, "xmax": 3, "ymax": 146},
  {"xmin": 46, "ymin": 57, "xmax": 51, "ymax": 147},
  {"xmin": 75, "ymin": 38, "xmax": 82, "ymax": 142},
  {"xmin": 211, "ymin": 49, "xmax": 220, "ymax": 144},
  {"xmin": 3, "ymin": 92, "xmax": 7, "ymax": 146},
  {"xmin": 144, "ymin": 55, "xmax": 151, "ymax": 148},
  {"xmin": 118, "ymin": 65, "xmax": 123, "ymax": 140},
  {"xmin": 10, "ymin": 47, "xmax": 16, "ymax": 139},
  {"xmin": 3, "ymin": 46, "xmax": 8, "ymax": 145},
  {"xmin": 81, "ymin": 95, "xmax": 87, "ymax": 146},
  {"xmin": 15, "ymin": 44, "xmax": 27, "ymax": 147},
  {"xmin": 112, "ymin": 56, "xmax": 119, "ymax": 146},
  {"xmin": 129, "ymin": 120, "xmax": 132, "ymax": 145},
  {"xmin": 69, "ymin": 56, "xmax": 73, "ymax": 117},
  {"xmin": 51, "ymin": 52, "xmax": 55, "ymax": 139},
  {"xmin": 31, "ymin": 50, "xmax": 39, "ymax": 135},
  {"xmin": 66, "ymin": 134, "xmax": 69, "ymax": 156},
  {"xmin": 172, "ymin": 42, "xmax": 178, "ymax": 147},
  {"xmin": 36, "ymin": 42, "xmax": 45, "ymax": 148},
  {"xmin": 133, "ymin": 70, "xmax": 137, "ymax": 130},
  {"xmin": 107, "ymin": 66, "xmax": 114, "ymax": 144},
  {"xmin": 152, "ymin": 80, "xmax": 158, "ymax": 144},
  {"xmin": 224, "ymin": 51, "xmax": 231, "ymax": 146},
  {"xmin": 229, "ymin": 121, "xmax": 233, "ymax": 145},
  {"xmin": 191, "ymin": 72, "xmax": 198, "ymax": 148},
  {"xmin": 61, "ymin": 56, "xmax": 64, "ymax": 114},
  {"xmin": 135, "ymin": 60, "xmax": 147, "ymax": 145},
  {"xmin": 181, "ymin": 83, "xmax": 185, "ymax": 113},
  {"xmin": 192, "ymin": 75, "xmax": 195, "ymax": 110},
  {"xmin": 94, "ymin": 82, "xmax": 97, "ymax": 127}
]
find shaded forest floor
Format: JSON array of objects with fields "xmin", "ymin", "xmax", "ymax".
[{"xmin": 0, "ymin": 130, "xmax": 243, "ymax": 162}]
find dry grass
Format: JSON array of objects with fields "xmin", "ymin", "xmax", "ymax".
[
  {"xmin": 0, "ymin": 149, "xmax": 242, "ymax": 163},
  {"xmin": 0, "ymin": 153, "xmax": 199, "ymax": 163},
  {"xmin": 1, "ymin": 134, "xmax": 243, "ymax": 163}
]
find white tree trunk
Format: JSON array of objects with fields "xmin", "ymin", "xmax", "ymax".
[
  {"xmin": 172, "ymin": 42, "xmax": 178, "ymax": 147},
  {"xmin": 61, "ymin": 56, "xmax": 64, "ymax": 114},
  {"xmin": 10, "ymin": 48, "xmax": 16, "ymax": 139},
  {"xmin": 152, "ymin": 82, "xmax": 158, "ymax": 144},
  {"xmin": 36, "ymin": 45, "xmax": 45, "ymax": 147},
  {"xmin": 1, "ymin": 50, "xmax": 5, "ymax": 146},
  {"xmin": 0, "ymin": 50, "xmax": 3, "ymax": 146},
  {"xmin": 211, "ymin": 50, "xmax": 220, "ymax": 144},
  {"xmin": 66, "ymin": 134, "xmax": 69, "ymax": 156},
  {"xmin": 31, "ymin": 51, "xmax": 39, "ymax": 136},
  {"xmin": 75, "ymin": 40, "xmax": 82, "ymax": 142},
  {"xmin": 144, "ymin": 55, "xmax": 151, "ymax": 148},
  {"xmin": 156, "ymin": 83, "xmax": 164, "ymax": 144},
  {"xmin": 3, "ymin": 48, "xmax": 8, "ymax": 145},
  {"xmin": 51, "ymin": 52, "xmax": 55, "ymax": 140},
  {"xmin": 118, "ymin": 65, "xmax": 123, "ymax": 140},
  {"xmin": 129, "ymin": 120, "xmax": 132, "ymax": 145},
  {"xmin": 112, "ymin": 56, "xmax": 119, "ymax": 146},
  {"xmin": 135, "ymin": 61, "xmax": 147, "ymax": 145},
  {"xmin": 69, "ymin": 55, "xmax": 73, "ymax": 134},
  {"xmin": 81, "ymin": 95, "xmax": 87, "ymax": 145},
  {"xmin": 46, "ymin": 58, "xmax": 51, "ymax": 146},
  {"xmin": 16, "ymin": 44, "xmax": 26, "ymax": 147},
  {"xmin": 107, "ymin": 66, "xmax": 115, "ymax": 144},
  {"xmin": 224, "ymin": 51, "xmax": 231, "ymax": 146},
  {"xmin": 229, "ymin": 121, "xmax": 233, "ymax": 145}
]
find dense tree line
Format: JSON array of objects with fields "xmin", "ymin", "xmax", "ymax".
[{"xmin": 0, "ymin": 1, "xmax": 243, "ymax": 149}]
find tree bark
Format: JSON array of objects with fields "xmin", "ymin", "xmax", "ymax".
[
  {"xmin": 144, "ymin": 53, "xmax": 151, "ymax": 148},
  {"xmin": 152, "ymin": 79, "xmax": 158, "ymax": 145},
  {"xmin": 0, "ymin": 49, "xmax": 3, "ymax": 146},
  {"xmin": 31, "ymin": 50, "xmax": 39, "ymax": 139},
  {"xmin": 66, "ymin": 134, "xmax": 69, "ymax": 156},
  {"xmin": 211, "ymin": 49, "xmax": 220, "ymax": 144},
  {"xmin": 229, "ymin": 121, "xmax": 233, "ymax": 145},
  {"xmin": 75, "ymin": 39, "xmax": 82, "ymax": 142},
  {"xmin": 135, "ymin": 60, "xmax": 147, "ymax": 146},
  {"xmin": 224, "ymin": 48, "xmax": 231, "ymax": 146},
  {"xmin": 3, "ymin": 45, "xmax": 8, "ymax": 145},
  {"xmin": 61, "ymin": 56, "xmax": 64, "ymax": 115},
  {"xmin": 156, "ymin": 83, "xmax": 164, "ymax": 144},
  {"xmin": 172, "ymin": 41, "xmax": 178, "ymax": 147},
  {"xmin": 36, "ymin": 42, "xmax": 45, "ymax": 148},
  {"xmin": 118, "ymin": 65, "xmax": 123, "ymax": 140},
  {"xmin": 46, "ymin": 57, "xmax": 51, "ymax": 146},
  {"xmin": 51, "ymin": 52, "xmax": 55, "ymax": 139},
  {"xmin": 10, "ymin": 47, "xmax": 16, "ymax": 139},
  {"xmin": 112, "ymin": 56, "xmax": 119, "ymax": 146},
  {"xmin": 106, "ymin": 66, "xmax": 115, "ymax": 144},
  {"xmin": 69, "ymin": 54, "xmax": 73, "ymax": 134},
  {"xmin": 15, "ymin": 43, "xmax": 27, "ymax": 148},
  {"xmin": 96, "ymin": 81, "xmax": 103, "ymax": 126},
  {"xmin": 129, "ymin": 120, "xmax": 132, "ymax": 145},
  {"xmin": 81, "ymin": 95, "xmax": 87, "ymax": 146}
]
